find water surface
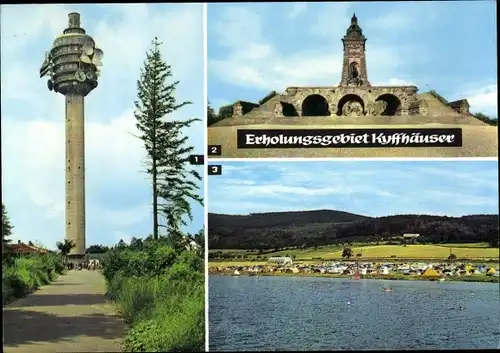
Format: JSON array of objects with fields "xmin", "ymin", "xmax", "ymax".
[{"xmin": 209, "ymin": 275, "xmax": 500, "ymax": 351}]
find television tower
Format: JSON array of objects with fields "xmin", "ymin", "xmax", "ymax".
[{"xmin": 40, "ymin": 13, "xmax": 103, "ymax": 264}]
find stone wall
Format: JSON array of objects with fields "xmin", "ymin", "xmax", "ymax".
[
  {"xmin": 232, "ymin": 101, "xmax": 259, "ymax": 116},
  {"xmin": 447, "ymin": 99, "xmax": 470, "ymax": 115},
  {"xmin": 280, "ymin": 86, "xmax": 418, "ymax": 117}
]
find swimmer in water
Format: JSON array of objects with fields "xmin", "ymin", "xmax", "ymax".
[{"xmin": 459, "ymin": 306, "xmax": 464, "ymax": 310}]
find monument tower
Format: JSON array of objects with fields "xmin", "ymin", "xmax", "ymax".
[
  {"xmin": 339, "ymin": 14, "xmax": 370, "ymax": 87},
  {"xmin": 40, "ymin": 13, "xmax": 103, "ymax": 263}
]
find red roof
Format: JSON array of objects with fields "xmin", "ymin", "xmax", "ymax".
[{"xmin": 5, "ymin": 243, "xmax": 48, "ymax": 254}]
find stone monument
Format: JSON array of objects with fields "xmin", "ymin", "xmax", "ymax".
[{"xmin": 217, "ymin": 14, "xmax": 485, "ymax": 126}]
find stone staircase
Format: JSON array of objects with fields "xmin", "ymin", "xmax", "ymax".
[
  {"xmin": 417, "ymin": 92, "xmax": 461, "ymax": 117},
  {"xmin": 417, "ymin": 92, "xmax": 487, "ymax": 126},
  {"xmin": 212, "ymin": 93, "xmax": 285, "ymax": 127}
]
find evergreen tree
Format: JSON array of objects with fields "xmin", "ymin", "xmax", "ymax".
[
  {"xmin": 207, "ymin": 100, "xmax": 219, "ymax": 126},
  {"xmin": 116, "ymin": 239, "xmax": 127, "ymax": 249},
  {"xmin": 2, "ymin": 203, "xmax": 13, "ymax": 253},
  {"xmin": 472, "ymin": 112, "xmax": 498, "ymax": 126},
  {"xmin": 134, "ymin": 37, "xmax": 202, "ymax": 241}
]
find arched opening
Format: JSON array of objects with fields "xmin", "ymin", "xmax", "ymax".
[
  {"xmin": 376, "ymin": 94, "xmax": 402, "ymax": 116},
  {"xmin": 301, "ymin": 94, "xmax": 330, "ymax": 116},
  {"xmin": 336, "ymin": 94, "xmax": 365, "ymax": 116},
  {"xmin": 281, "ymin": 102, "xmax": 298, "ymax": 117}
]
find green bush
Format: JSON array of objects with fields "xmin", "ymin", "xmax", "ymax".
[
  {"xmin": 103, "ymin": 241, "xmax": 180, "ymax": 282},
  {"xmin": 218, "ymin": 104, "xmax": 234, "ymax": 119},
  {"xmin": 116, "ymin": 275, "xmax": 157, "ymax": 324},
  {"xmin": 124, "ymin": 281, "xmax": 204, "ymax": 352},
  {"xmin": 428, "ymin": 90, "xmax": 448, "ymax": 105},
  {"xmin": 2, "ymin": 253, "xmax": 65, "ymax": 306},
  {"xmin": 258, "ymin": 90, "xmax": 277, "ymax": 105},
  {"xmin": 103, "ymin": 242, "xmax": 205, "ymax": 352}
]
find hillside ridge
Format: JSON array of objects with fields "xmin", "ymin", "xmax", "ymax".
[{"xmin": 208, "ymin": 210, "xmax": 499, "ymax": 249}]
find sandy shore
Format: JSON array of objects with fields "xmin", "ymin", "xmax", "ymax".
[{"xmin": 209, "ymin": 271, "xmax": 500, "ymax": 283}]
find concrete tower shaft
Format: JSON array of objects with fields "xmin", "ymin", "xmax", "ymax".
[{"xmin": 65, "ymin": 94, "xmax": 86, "ymax": 259}]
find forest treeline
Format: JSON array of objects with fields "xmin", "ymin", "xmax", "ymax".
[{"xmin": 208, "ymin": 211, "xmax": 499, "ymax": 249}]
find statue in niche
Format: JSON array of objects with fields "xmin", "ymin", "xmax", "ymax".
[
  {"xmin": 350, "ymin": 62, "xmax": 359, "ymax": 79},
  {"xmin": 347, "ymin": 62, "xmax": 363, "ymax": 86},
  {"xmin": 366, "ymin": 101, "xmax": 388, "ymax": 116},
  {"xmin": 342, "ymin": 101, "xmax": 363, "ymax": 116}
]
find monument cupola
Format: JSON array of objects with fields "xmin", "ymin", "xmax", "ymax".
[
  {"xmin": 339, "ymin": 13, "xmax": 371, "ymax": 87},
  {"xmin": 346, "ymin": 13, "xmax": 363, "ymax": 38}
]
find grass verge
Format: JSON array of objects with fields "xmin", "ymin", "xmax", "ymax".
[{"xmin": 103, "ymin": 241, "xmax": 204, "ymax": 352}]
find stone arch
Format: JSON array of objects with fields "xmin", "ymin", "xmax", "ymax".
[
  {"xmin": 301, "ymin": 94, "xmax": 330, "ymax": 116},
  {"xmin": 375, "ymin": 94, "xmax": 402, "ymax": 116},
  {"xmin": 336, "ymin": 94, "xmax": 365, "ymax": 116}
]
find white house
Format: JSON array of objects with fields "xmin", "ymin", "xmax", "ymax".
[
  {"xmin": 182, "ymin": 235, "xmax": 200, "ymax": 251},
  {"xmin": 380, "ymin": 266, "xmax": 390, "ymax": 275},
  {"xmin": 268, "ymin": 256, "xmax": 293, "ymax": 265},
  {"xmin": 328, "ymin": 266, "xmax": 343, "ymax": 274},
  {"xmin": 403, "ymin": 233, "xmax": 420, "ymax": 239}
]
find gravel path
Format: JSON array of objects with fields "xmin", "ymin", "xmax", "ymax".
[{"xmin": 3, "ymin": 270, "xmax": 126, "ymax": 353}]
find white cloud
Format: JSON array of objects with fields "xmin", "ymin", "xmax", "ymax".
[
  {"xmin": 308, "ymin": 3, "xmax": 352, "ymax": 38},
  {"xmin": 418, "ymin": 166, "xmax": 498, "ymax": 189},
  {"xmin": 208, "ymin": 4, "xmax": 429, "ymax": 92},
  {"xmin": 208, "ymin": 2, "xmax": 498, "ymax": 118},
  {"xmin": 217, "ymin": 164, "xmax": 255, "ymax": 177},
  {"xmin": 288, "ymin": 3, "xmax": 308, "ymax": 19},
  {"xmin": 419, "ymin": 191, "xmax": 498, "ymax": 208},
  {"xmin": 0, "ymin": 5, "xmax": 68, "ymax": 57},
  {"xmin": 94, "ymin": 204, "xmax": 151, "ymax": 227},
  {"xmin": 465, "ymin": 84, "xmax": 498, "ymax": 117},
  {"xmin": 224, "ymin": 179, "xmax": 257, "ymax": 186},
  {"xmin": 93, "ymin": 4, "xmax": 202, "ymax": 82},
  {"xmin": 210, "ymin": 98, "xmax": 232, "ymax": 111},
  {"xmin": 2, "ymin": 108, "xmax": 152, "ymax": 248},
  {"xmin": 364, "ymin": 4, "xmax": 438, "ymax": 34},
  {"xmin": 208, "ymin": 162, "xmax": 497, "ymax": 217},
  {"xmin": 372, "ymin": 78, "xmax": 417, "ymax": 87},
  {"xmin": 214, "ymin": 167, "xmax": 402, "ymax": 209}
]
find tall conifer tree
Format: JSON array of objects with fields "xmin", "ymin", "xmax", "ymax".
[
  {"xmin": 134, "ymin": 37, "xmax": 202, "ymax": 240},
  {"xmin": 2, "ymin": 203, "xmax": 13, "ymax": 254}
]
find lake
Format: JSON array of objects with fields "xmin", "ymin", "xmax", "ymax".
[{"xmin": 209, "ymin": 275, "xmax": 500, "ymax": 351}]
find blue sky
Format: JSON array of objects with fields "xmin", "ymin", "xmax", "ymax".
[
  {"xmin": 208, "ymin": 160, "xmax": 499, "ymax": 217},
  {"xmin": 207, "ymin": 1, "xmax": 497, "ymax": 117},
  {"xmin": 1, "ymin": 4, "xmax": 204, "ymax": 249}
]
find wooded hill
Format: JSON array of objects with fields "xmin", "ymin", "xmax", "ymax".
[{"xmin": 208, "ymin": 210, "xmax": 499, "ymax": 249}]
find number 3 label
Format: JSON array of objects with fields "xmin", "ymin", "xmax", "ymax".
[{"xmin": 208, "ymin": 165, "xmax": 222, "ymax": 175}]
